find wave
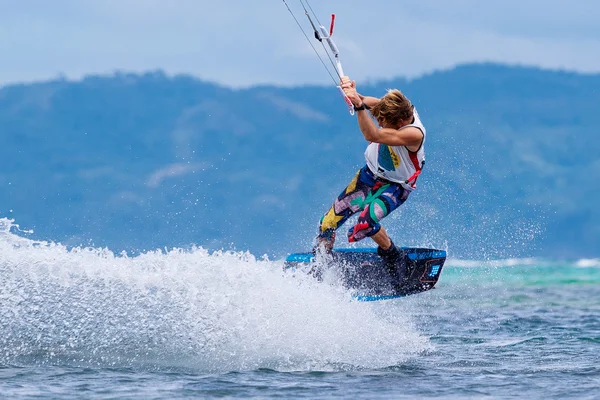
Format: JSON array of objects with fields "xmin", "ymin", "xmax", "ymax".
[
  {"xmin": 574, "ymin": 258, "xmax": 600, "ymax": 268},
  {"xmin": 445, "ymin": 258, "xmax": 541, "ymax": 268},
  {"xmin": 0, "ymin": 218, "xmax": 429, "ymax": 372},
  {"xmin": 446, "ymin": 257, "xmax": 600, "ymax": 269}
]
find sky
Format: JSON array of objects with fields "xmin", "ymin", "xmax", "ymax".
[{"xmin": 1, "ymin": 0, "xmax": 600, "ymax": 88}]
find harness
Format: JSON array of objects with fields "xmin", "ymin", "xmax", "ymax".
[{"xmin": 405, "ymin": 151, "xmax": 424, "ymax": 189}]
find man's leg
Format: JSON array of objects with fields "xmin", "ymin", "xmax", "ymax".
[
  {"xmin": 370, "ymin": 226, "xmax": 392, "ymax": 250},
  {"xmin": 315, "ymin": 230, "xmax": 335, "ymax": 253},
  {"xmin": 374, "ymin": 226, "xmax": 401, "ymax": 269},
  {"xmin": 316, "ymin": 168, "xmax": 368, "ymax": 252},
  {"xmin": 347, "ymin": 182, "xmax": 407, "ymax": 244},
  {"xmin": 346, "ymin": 183, "xmax": 409, "ymax": 283}
]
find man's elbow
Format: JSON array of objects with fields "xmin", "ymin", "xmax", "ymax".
[{"xmin": 362, "ymin": 129, "xmax": 378, "ymax": 142}]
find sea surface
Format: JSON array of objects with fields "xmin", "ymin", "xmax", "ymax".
[{"xmin": 1, "ymin": 220, "xmax": 599, "ymax": 399}]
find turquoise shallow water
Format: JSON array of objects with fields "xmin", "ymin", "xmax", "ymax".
[{"xmin": 1, "ymin": 223, "xmax": 599, "ymax": 398}]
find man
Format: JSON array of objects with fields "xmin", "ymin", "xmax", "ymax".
[{"xmin": 316, "ymin": 76, "xmax": 426, "ymax": 272}]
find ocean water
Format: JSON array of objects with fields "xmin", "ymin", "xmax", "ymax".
[{"xmin": 1, "ymin": 219, "xmax": 599, "ymax": 399}]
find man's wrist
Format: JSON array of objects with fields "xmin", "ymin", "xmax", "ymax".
[{"xmin": 354, "ymin": 102, "xmax": 371, "ymax": 111}]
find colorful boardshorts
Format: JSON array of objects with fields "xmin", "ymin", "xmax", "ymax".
[{"xmin": 318, "ymin": 165, "xmax": 410, "ymax": 243}]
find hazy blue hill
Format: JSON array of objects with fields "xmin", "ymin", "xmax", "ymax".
[{"xmin": 1, "ymin": 64, "xmax": 598, "ymax": 259}]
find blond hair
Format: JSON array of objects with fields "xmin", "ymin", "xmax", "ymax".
[{"xmin": 370, "ymin": 89, "xmax": 413, "ymax": 126}]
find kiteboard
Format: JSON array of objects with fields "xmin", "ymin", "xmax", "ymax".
[{"xmin": 285, "ymin": 247, "xmax": 446, "ymax": 301}]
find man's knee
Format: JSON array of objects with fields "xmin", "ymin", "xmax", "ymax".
[{"xmin": 319, "ymin": 207, "xmax": 341, "ymax": 233}]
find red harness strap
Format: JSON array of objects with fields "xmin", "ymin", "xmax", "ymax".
[{"xmin": 405, "ymin": 151, "xmax": 423, "ymax": 188}]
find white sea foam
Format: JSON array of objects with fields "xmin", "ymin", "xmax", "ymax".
[
  {"xmin": 0, "ymin": 218, "xmax": 429, "ymax": 372},
  {"xmin": 446, "ymin": 257, "xmax": 600, "ymax": 269},
  {"xmin": 445, "ymin": 257, "xmax": 549, "ymax": 268},
  {"xmin": 574, "ymin": 258, "xmax": 600, "ymax": 268}
]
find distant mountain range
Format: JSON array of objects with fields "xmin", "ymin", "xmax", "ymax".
[{"xmin": 1, "ymin": 63, "xmax": 599, "ymax": 259}]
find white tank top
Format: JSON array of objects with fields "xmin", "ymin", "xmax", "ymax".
[{"xmin": 364, "ymin": 107, "xmax": 426, "ymax": 191}]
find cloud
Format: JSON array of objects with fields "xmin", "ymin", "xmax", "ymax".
[
  {"xmin": 255, "ymin": 92, "xmax": 330, "ymax": 122},
  {"xmin": 1, "ymin": 1, "xmax": 599, "ymax": 87},
  {"xmin": 147, "ymin": 162, "xmax": 206, "ymax": 188}
]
